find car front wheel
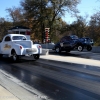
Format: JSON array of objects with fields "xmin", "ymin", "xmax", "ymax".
[
  {"xmin": 55, "ymin": 47, "xmax": 61, "ymax": 53},
  {"xmin": 77, "ymin": 45, "xmax": 83, "ymax": 51}
]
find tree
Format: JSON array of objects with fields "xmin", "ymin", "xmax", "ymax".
[
  {"xmin": 89, "ymin": 12, "xmax": 100, "ymax": 46},
  {"xmin": 6, "ymin": 7, "xmax": 25, "ymax": 26},
  {"xmin": 66, "ymin": 16, "xmax": 87, "ymax": 38},
  {"xmin": 0, "ymin": 17, "xmax": 12, "ymax": 40},
  {"xmin": 20, "ymin": 0, "xmax": 80, "ymax": 42}
]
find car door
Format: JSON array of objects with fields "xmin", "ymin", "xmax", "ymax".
[
  {"xmin": 1, "ymin": 36, "xmax": 12, "ymax": 54},
  {"xmin": 61, "ymin": 36, "xmax": 71, "ymax": 47}
]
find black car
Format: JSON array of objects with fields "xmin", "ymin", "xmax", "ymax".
[{"xmin": 52, "ymin": 35, "xmax": 93, "ymax": 53}]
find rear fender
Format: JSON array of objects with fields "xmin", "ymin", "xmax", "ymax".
[
  {"xmin": 32, "ymin": 44, "xmax": 42, "ymax": 54},
  {"xmin": 10, "ymin": 44, "xmax": 22, "ymax": 56}
]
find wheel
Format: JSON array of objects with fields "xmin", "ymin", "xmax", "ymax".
[
  {"xmin": 11, "ymin": 50, "xmax": 19, "ymax": 61},
  {"xmin": 33, "ymin": 54, "xmax": 40, "ymax": 60},
  {"xmin": 87, "ymin": 45, "xmax": 92, "ymax": 51},
  {"xmin": 0, "ymin": 54, "xmax": 2, "ymax": 59},
  {"xmin": 66, "ymin": 50, "xmax": 70, "ymax": 53},
  {"xmin": 77, "ymin": 45, "xmax": 83, "ymax": 51},
  {"xmin": 55, "ymin": 47, "xmax": 61, "ymax": 53}
]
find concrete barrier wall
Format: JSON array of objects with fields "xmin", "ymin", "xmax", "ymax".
[
  {"xmin": 92, "ymin": 46, "xmax": 100, "ymax": 53},
  {"xmin": 41, "ymin": 44, "xmax": 100, "ymax": 53},
  {"xmin": 41, "ymin": 43, "xmax": 55, "ymax": 49}
]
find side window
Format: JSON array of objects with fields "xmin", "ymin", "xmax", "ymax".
[
  {"xmin": 60, "ymin": 36, "xmax": 70, "ymax": 42},
  {"xmin": 79, "ymin": 38, "xmax": 85, "ymax": 42},
  {"xmin": 86, "ymin": 38, "xmax": 91, "ymax": 42},
  {"xmin": 65, "ymin": 36, "xmax": 71, "ymax": 41},
  {"xmin": 4, "ymin": 36, "xmax": 11, "ymax": 41},
  {"xmin": 60, "ymin": 37, "xmax": 65, "ymax": 42}
]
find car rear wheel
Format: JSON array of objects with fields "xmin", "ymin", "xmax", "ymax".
[
  {"xmin": 0, "ymin": 54, "xmax": 2, "ymax": 59},
  {"xmin": 87, "ymin": 45, "xmax": 92, "ymax": 51},
  {"xmin": 11, "ymin": 50, "xmax": 19, "ymax": 61},
  {"xmin": 66, "ymin": 50, "xmax": 70, "ymax": 53},
  {"xmin": 55, "ymin": 47, "xmax": 61, "ymax": 53},
  {"xmin": 33, "ymin": 54, "xmax": 40, "ymax": 60},
  {"xmin": 77, "ymin": 45, "xmax": 83, "ymax": 51}
]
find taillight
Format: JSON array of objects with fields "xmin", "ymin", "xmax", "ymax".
[
  {"xmin": 20, "ymin": 46, "xmax": 23, "ymax": 49},
  {"xmin": 38, "ymin": 45, "xmax": 42, "ymax": 48}
]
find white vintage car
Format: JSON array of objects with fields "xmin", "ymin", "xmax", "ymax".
[{"xmin": 0, "ymin": 34, "xmax": 42, "ymax": 61}]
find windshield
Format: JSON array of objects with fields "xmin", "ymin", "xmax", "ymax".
[
  {"xmin": 70, "ymin": 35, "xmax": 78, "ymax": 39},
  {"xmin": 12, "ymin": 36, "xmax": 26, "ymax": 40}
]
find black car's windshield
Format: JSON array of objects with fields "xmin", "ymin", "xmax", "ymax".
[{"xmin": 70, "ymin": 35, "xmax": 78, "ymax": 39}]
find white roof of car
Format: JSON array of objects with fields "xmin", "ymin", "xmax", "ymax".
[{"xmin": 8, "ymin": 34, "xmax": 25, "ymax": 37}]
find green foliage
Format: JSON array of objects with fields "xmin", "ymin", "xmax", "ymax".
[
  {"xmin": 94, "ymin": 37, "xmax": 100, "ymax": 46},
  {"xmin": 89, "ymin": 11, "xmax": 100, "ymax": 46},
  {"xmin": 20, "ymin": 0, "xmax": 80, "ymax": 42},
  {"xmin": 6, "ymin": 7, "xmax": 24, "ymax": 26},
  {"xmin": 0, "ymin": 0, "xmax": 81, "ymax": 43},
  {"xmin": 65, "ymin": 16, "xmax": 87, "ymax": 38},
  {"xmin": 0, "ymin": 18, "xmax": 12, "ymax": 39}
]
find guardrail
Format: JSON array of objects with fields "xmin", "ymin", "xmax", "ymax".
[
  {"xmin": 92, "ymin": 46, "xmax": 100, "ymax": 53},
  {"xmin": 41, "ymin": 44, "xmax": 100, "ymax": 54},
  {"xmin": 41, "ymin": 43, "xmax": 55, "ymax": 49}
]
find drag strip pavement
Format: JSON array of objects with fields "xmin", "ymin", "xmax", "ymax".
[{"xmin": 0, "ymin": 57, "xmax": 100, "ymax": 100}]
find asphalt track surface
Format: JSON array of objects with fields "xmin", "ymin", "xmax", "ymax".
[{"xmin": 0, "ymin": 51, "xmax": 100, "ymax": 100}]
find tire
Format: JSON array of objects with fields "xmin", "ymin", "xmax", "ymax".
[
  {"xmin": 77, "ymin": 45, "xmax": 83, "ymax": 51},
  {"xmin": 87, "ymin": 45, "xmax": 92, "ymax": 51},
  {"xmin": 55, "ymin": 47, "xmax": 61, "ymax": 53},
  {"xmin": 0, "ymin": 54, "xmax": 2, "ymax": 59},
  {"xmin": 66, "ymin": 50, "xmax": 70, "ymax": 53},
  {"xmin": 11, "ymin": 50, "xmax": 19, "ymax": 61},
  {"xmin": 33, "ymin": 54, "xmax": 40, "ymax": 60}
]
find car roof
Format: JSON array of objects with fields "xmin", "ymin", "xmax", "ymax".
[{"xmin": 8, "ymin": 34, "xmax": 25, "ymax": 37}]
